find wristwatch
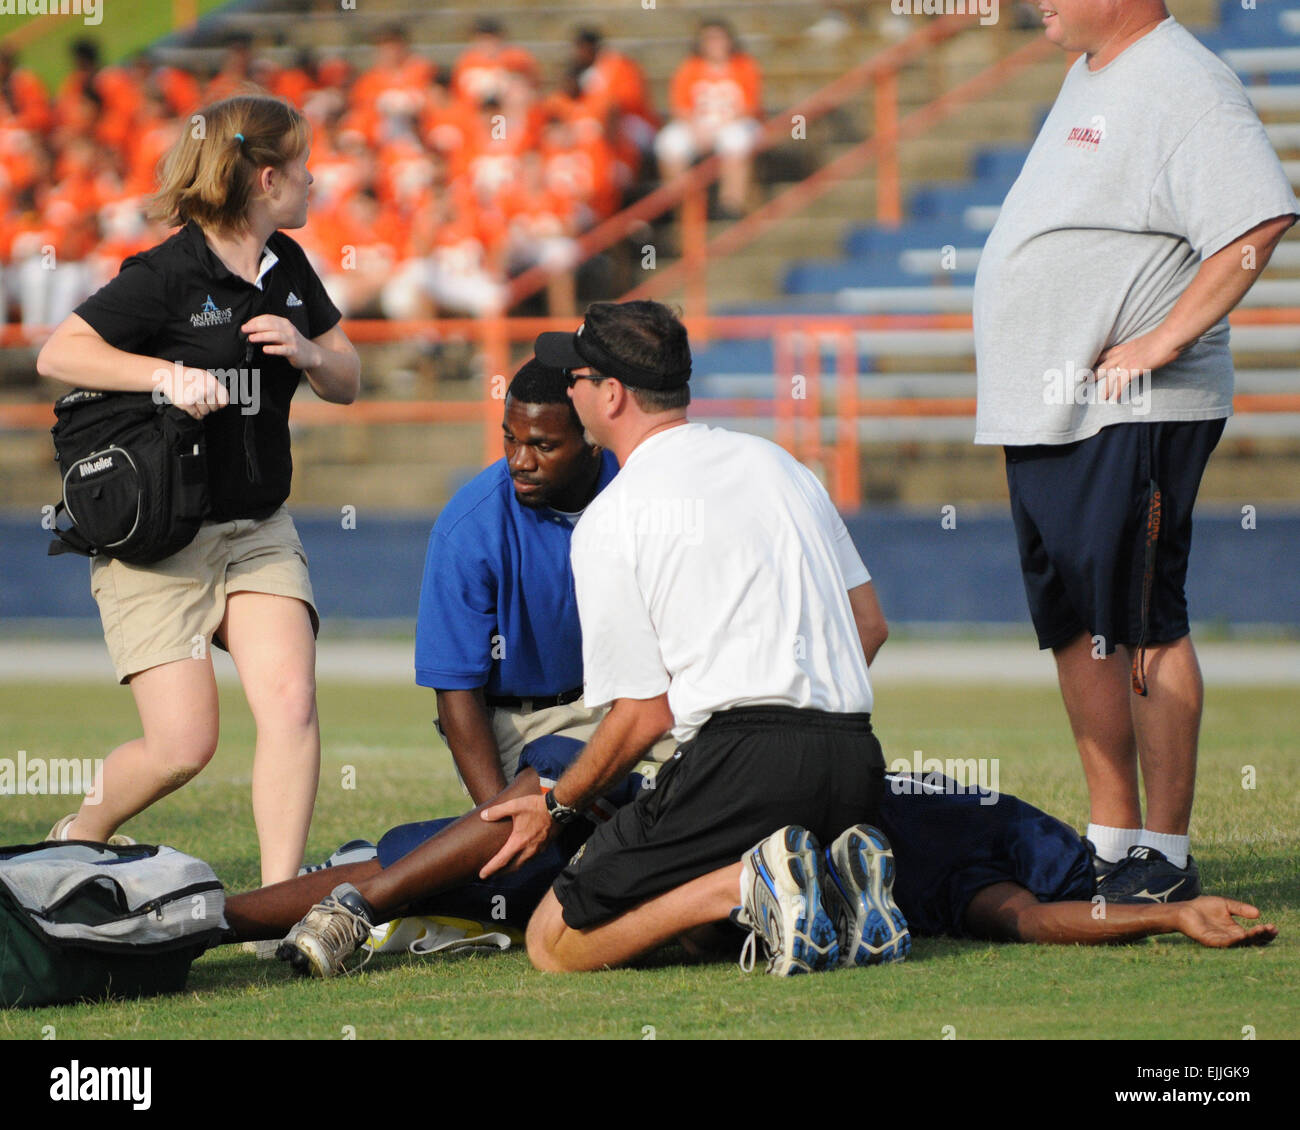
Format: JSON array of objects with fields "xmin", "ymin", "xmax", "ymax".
[{"xmin": 544, "ymin": 788, "xmax": 579, "ymax": 825}]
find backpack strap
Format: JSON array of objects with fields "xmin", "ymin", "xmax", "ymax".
[{"xmin": 46, "ymin": 500, "xmax": 98, "ymax": 559}]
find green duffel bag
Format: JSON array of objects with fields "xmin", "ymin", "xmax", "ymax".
[{"xmin": 0, "ymin": 841, "xmax": 226, "ymax": 1009}]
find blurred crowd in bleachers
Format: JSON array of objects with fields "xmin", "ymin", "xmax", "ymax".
[{"xmin": 1, "ymin": 17, "xmax": 770, "ymax": 333}]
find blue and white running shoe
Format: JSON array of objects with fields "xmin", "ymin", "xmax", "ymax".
[
  {"xmin": 297, "ymin": 839, "xmax": 377, "ymax": 876},
  {"xmin": 821, "ymin": 824, "xmax": 911, "ymax": 967},
  {"xmin": 737, "ymin": 826, "xmax": 840, "ymax": 976}
]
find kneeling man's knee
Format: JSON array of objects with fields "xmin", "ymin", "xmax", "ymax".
[{"xmin": 525, "ymin": 890, "xmax": 569, "ymax": 973}]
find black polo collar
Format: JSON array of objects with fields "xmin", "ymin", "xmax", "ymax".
[{"xmin": 181, "ymin": 220, "xmax": 279, "ymax": 290}]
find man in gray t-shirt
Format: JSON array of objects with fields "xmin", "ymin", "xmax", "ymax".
[{"xmin": 973, "ymin": 1, "xmax": 1296, "ymax": 902}]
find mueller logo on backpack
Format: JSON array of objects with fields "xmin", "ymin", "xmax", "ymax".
[
  {"xmin": 49, "ymin": 1062, "xmax": 151, "ymax": 1110},
  {"xmin": 78, "ymin": 455, "xmax": 114, "ymax": 478}
]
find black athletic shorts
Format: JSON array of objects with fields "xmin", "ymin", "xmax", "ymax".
[
  {"xmin": 552, "ymin": 705, "xmax": 886, "ymax": 931},
  {"xmin": 1004, "ymin": 418, "xmax": 1225, "ymax": 653}
]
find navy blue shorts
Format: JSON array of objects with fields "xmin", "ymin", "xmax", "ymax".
[
  {"xmin": 877, "ymin": 774, "xmax": 1094, "ymax": 937},
  {"xmin": 1004, "ymin": 419, "xmax": 1225, "ymax": 653}
]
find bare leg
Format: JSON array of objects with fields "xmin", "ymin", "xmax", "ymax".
[
  {"xmin": 356, "ymin": 768, "xmax": 541, "ymax": 913},
  {"xmin": 224, "ymin": 860, "xmax": 384, "ymax": 941},
  {"xmin": 224, "ymin": 768, "xmax": 545, "ymax": 941},
  {"xmin": 526, "ymin": 862, "xmax": 742, "ymax": 972},
  {"xmin": 69, "ymin": 657, "xmax": 220, "ymax": 841},
  {"xmin": 1130, "ymin": 636, "xmax": 1202, "ymax": 836},
  {"xmin": 1052, "ymin": 631, "xmax": 1142, "ymax": 828},
  {"xmin": 221, "ymin": 593, "xmax": 320, "ymax": 886}
]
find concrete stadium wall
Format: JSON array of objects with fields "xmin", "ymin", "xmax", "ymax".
[{"xmin": 2, "ymin": 507, "xmax": 1296, "ymax": 628}]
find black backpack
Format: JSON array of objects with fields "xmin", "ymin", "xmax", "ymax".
[{"xmin": 48, "ymin": 390, "xmax": 209, "ymax": 566}]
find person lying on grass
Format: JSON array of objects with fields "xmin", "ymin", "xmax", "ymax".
[{"xmin": 219, "ymin": 767, "xmax": 1276, "ymax": 976}]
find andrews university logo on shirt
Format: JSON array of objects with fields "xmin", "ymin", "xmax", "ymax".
[{"xmin": 190, "ymin": 294, "xmax": 233, "ymax": 327}]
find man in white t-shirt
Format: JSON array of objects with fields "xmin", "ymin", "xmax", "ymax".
[
  {"xmin": 479, "ymin": 300, "xmax": 911, "ymax": 975},
  {"xmin": 973, "ymin": 2, "xmax": 1298, "ymax": 903}
]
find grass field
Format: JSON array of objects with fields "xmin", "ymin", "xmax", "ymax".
[{"xmin": 1, "ymin": 677, "xmax": 1296, "ymax": 1040}]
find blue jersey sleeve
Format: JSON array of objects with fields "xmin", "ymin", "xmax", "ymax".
[{"xmin": 414, "ymin": 526, "xmax": 497, "ymax": 690}]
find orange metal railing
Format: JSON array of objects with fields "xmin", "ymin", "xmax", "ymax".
[{"xmin": 8, "ymin": 311, "xmax": 1300, "ymax": 509}]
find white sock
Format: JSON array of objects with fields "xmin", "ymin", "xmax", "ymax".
[
  {"xmin": 1137, "ymin": 830, "xmax": 1190, "ymax": 870},
  {"xmin": 1086, "ymin": 823, "xmax": 1141, "ymax": 863}
]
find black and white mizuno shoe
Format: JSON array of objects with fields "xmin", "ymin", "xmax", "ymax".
[
  {"xmin": 1083, "ymin": 837, "xmax": 1121, "ymax": 886},
  {"xmin": 1097, "ymin": 845, "xmax": 1201, "ymax": 904}
]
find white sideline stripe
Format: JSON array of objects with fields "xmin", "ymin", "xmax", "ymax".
[{"xmin": 2, "ymin": 640, "xmax": 1298, "ymax": 686}]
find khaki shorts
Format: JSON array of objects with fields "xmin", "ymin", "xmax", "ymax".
[
  {"xmin": 443, "ymin": 697, "xmax": 678, "ymax": 793},
  {"xmin": 90, "ymin": 506, "xmax": 319, "ymax": 684}
]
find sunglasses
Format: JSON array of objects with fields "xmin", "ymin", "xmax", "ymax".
[{"xmin": 565, "ymin": 369, "xmax": 606, "ymax": 387}]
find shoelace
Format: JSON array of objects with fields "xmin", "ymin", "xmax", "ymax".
[
  {"xmin": 309, "ymin": 899, "xmax": 375, "ymax": 976},
  {"xmin": 738, "ymin": 929, "xmax": 758, "ymax": 974}
]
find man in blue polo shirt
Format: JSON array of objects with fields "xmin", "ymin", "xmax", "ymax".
[{"xmin": 414, "ymin": 358, "xmax": 619, "ymax": 805}]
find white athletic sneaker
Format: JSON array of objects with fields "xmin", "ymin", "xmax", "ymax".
[
  {"xmin": 276, "ymin": 883, "xmax": 376, "ymax": 978},
  {"xmin": 820, "ymin": 824, "xmax": 911, "ymax": 967},
  {"xmin": 735, "ymin": 826, "xmax": 840, "ymax": 976}
]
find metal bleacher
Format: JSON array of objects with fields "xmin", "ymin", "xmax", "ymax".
[{"xmin": 692, "ymin": 1, "xmax": 1300, "ymax": 438}]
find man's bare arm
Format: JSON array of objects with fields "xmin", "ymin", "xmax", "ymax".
[
  {"xmin": 478, "ymin": 694, "xmax": 673, "ymax": 878},
  {"xmin": 1095, "ymin": 213, "xmax": 1297, "ymax": 397},
  {"xmin": 435, "ymin": 688, "xmax": 508, "ymax": 806},
  {"xmin": 964, "ymin": 881, "xmax": 1278, "ymax": 948},
  {"xmin": 847, "ymin": 581, "xmax": 888, "ymax": 667},
  {"xmin": 550, "ymin": 694, "xmax": 674, "ymax": 811}
]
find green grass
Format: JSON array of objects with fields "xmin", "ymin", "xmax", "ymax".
[{"xmin": 1, "ymin": 680, "xmax": 1297, "ymax": 1040}]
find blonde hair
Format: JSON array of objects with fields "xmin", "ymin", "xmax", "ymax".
[{"xmin": 149, "ymin": 94, "xmax": 310, "ymax": 232}]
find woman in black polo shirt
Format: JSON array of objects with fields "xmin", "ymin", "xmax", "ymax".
[{"xmin": 35, "ymin": 95, "xmax": 360, "ymax": 885}]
